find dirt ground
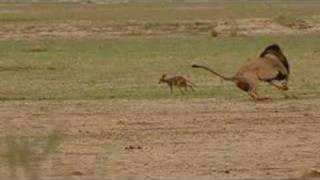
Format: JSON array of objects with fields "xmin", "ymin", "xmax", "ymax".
[
  {"xmin": 0, "ymin": 98, "xmax": 320, "ymax": 179},
  {"xmin": 1, "ymin": 17, "xmax": 320, "ymax": 40}
]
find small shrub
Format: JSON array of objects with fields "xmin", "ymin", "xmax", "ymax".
[
  {"xmin": 210, "ymin": 29, "xmax": 218, "ymax": 37},
  {"xmin": 274, "ymin": 15, "xmax": 311, "ymax": 29},
  {"xmin": 229, "ymin": 20, "xmax": 239, "ymax": 37}
]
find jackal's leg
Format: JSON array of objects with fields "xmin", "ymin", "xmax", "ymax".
[
  {"xmin": 184, "ymin": 86, "xmax": 188, "ymax": 92},
  {"xmin": 189, "ymin": 85, "xmax": 195, "ymax": 92},
  {"xmin": 178, "ymin": 87, "xmax": 185, "ymax": 94},
  {"xmin": 169, "ymin": 85, "xmax": 173, "ymax": 94}
]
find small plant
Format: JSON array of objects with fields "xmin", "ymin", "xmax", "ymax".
[
  {"xmin": 210, "ymin": 28, "xmax": 218, "ymax": 37},
  {"xmin": 275, "ymin": 15, "xmax": 295, "ymax": 27},
  {"xmin": 274, "ymin": 15, "xmax": 311, "ymax": 29},
  {"xmin": 229, "ymin": 19, "xmax": 239, "ymax": 37},
  {"xmin": 2, "ymin": 130, "xmax": 62, "ymax": 180},
  {"xmin": 144, "ymin": 22, "xmax": 161, "ymax": 30}
]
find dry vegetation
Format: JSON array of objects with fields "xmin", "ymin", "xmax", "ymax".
[
  {"xmin": 1, "ymin": 2, "xmax": 320, "ymax": 39},
  {"xmin": 1, "ymin": 1, "xmax": 320, "ymax": 180}
]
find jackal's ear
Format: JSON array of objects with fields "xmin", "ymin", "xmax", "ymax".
[{"xmin": 161, "ymin": 74, "xmax": 167, "ymax": 78}]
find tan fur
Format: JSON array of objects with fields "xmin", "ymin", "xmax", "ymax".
[
  {"xmin": 159, "ymin": 74, "xmax": 195, "ymax": 94},
  {"xmin": 192, "ymin": 44, "xmax": 290, "ymax": 101}
]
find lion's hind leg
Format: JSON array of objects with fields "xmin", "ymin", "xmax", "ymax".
[{"xmin": 234, "ymin": 76, "xmax": 270, "ymax": 101}]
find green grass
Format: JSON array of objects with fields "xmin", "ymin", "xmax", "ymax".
[{"xmin": 0, "ymin": 35, "xmax": 319, "ymax": 101}]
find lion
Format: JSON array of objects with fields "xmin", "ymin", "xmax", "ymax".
[{"xmin": 192, "ymin": 44, "xmax": 290, "ymax": 101}]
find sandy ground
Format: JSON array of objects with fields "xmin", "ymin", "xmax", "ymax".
[
  {"xmin": 0, "ymin": 98, "xmax": 320, "ymax": 179},
  {"xmin": 1, "ymin": 17, "xmax": 320, "ymax": 40}
]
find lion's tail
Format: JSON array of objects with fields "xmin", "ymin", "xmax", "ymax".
[{"xmin": 192, "ymin": 64, "xmax": 233, "ymax": 81}]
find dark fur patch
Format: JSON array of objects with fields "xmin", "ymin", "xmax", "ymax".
[
  {"xmin": 260, "ymin": 44, "xmax": 290, "ymax": 73},
  {"xmin": 273, "ymin": 72, "xmax": 287, "ymax": 81},
  {"xmin": 259, "ymin": 44, "xmax": 281, "ymax": 57},
  {"xmin": 236, "ymin": 81, "xmax": 250, "ymax": 92},
  {"xmin": 265, "ymin": 71, "xmax": 288, "ymax": 82}
]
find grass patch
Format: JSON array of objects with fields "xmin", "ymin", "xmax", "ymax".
[{"xmin": 0, "ymin": 35, "xmax": 319, "ymax": 101}]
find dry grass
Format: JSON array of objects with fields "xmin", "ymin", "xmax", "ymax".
[
  {"xmin": 2, "ymin": 131, "xmax": 62, "ymax": 179},
  {"xmin": 1, "ymin": 2, "xmax": 320, "ymax": 39},
  {"xmin": 274, "ymin": 15, "xmax": 312, "ymax": 30},
  {"xmin": 1, "ymin": 2, "xmax": 320, "ymax": 22}
]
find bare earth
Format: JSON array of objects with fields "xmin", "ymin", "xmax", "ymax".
[
  {"xmin": 1, "ymin": 17, "xmax": 320, "ymax": 40},
  {"xmin": 1, "ymin": 98, "xmax": 320, "ymax": 179}
]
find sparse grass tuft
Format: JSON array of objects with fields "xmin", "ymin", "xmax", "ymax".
[
  {"xmin": 210, "ymin": 29, "xmax": 218, "ymax": 37},
  {"xmin": 229, "ymin": 19, "xmax": 240, "ymax": 37},
  {"xmin": 274, "ymin": 15, "xmax": 311, "ymax": 29},
  {"xmin": 2, "ymin": 130, "xmax": 63, "ymax": 179}
]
